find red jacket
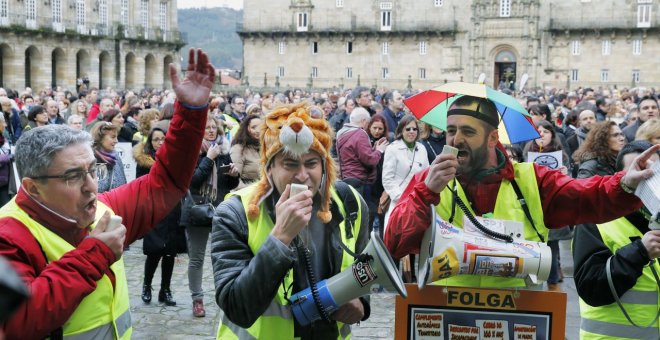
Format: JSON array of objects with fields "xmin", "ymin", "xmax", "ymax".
[
  {"xmin": 384, "ymin": 158, "xmax": 643, "ymax": 260},
  {"xmin": 86, "ymin": 103, "xmax": 100, "ymax": 124},
  {"xmin": 336, "ymin": 125, "xmax": 382, "ymax": 184},
  {"xmin": 0, "ymin": 102, "xmax": 206, "ymax": 339}
]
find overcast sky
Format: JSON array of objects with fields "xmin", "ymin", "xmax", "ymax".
[{"xmin": 177, "ymin": 0, "xmax": 243, "ymax": 9}]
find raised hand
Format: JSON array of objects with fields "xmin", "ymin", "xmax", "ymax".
[
  {"xmin": 425, "ymin": 153, "xmax": 459, "ymax": 194},
  {"xmin": 621, "ymin": 144, "xmax": 660, "ymax": 190},
  {"xmin": 90, "ymin": 212, "xmax": 127, "ymax": 262},
  {"xmin": 169, "ymin": 48, "xmax": 216, "ymax": 107}
]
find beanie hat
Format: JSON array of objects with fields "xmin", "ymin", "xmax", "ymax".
[
  {"xmin": 248, "ymin": 102, "xmax": 337, "ymax": 223},
  {"xmin": 447, "ymin": 95, "xmax": 500, "ymax": 128},
  {"xmin": 616, "ymin": 140, "xmax": 655, "ymax": 171}
]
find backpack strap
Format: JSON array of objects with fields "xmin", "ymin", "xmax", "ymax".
[{"xmin": 334, "ymin": 181, "xmax": 359, "ymax": 240}]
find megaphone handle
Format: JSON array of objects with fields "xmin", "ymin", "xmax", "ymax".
[{"xmin": 294, "ymin": 237, "xmax": 331, "ymax": 323}]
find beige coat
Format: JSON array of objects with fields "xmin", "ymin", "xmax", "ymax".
[{"xmin": 230, "ymin": 143, "xmax": 261, "ymax": 190}]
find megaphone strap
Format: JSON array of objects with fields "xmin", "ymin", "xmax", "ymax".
[{"xmin": 605, "ymin": 256, "xmax": 660, "ymax": 328}]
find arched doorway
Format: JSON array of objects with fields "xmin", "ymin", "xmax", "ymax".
[
  {"xmin": 144, "ymin": 53, "xmax": 157, "ymax": 89},
  {"xmin": 0, "ymin": 44, "xmax": 13, "ymax": 87},
  {"xmin": 76, "ymin": 49, "xmax": 90, "ymax": 90},
  {"xmin": 99, "ymin": 51, "xmax": 112, "ymax": 89},
  {"xmin": 494, "ymin": 50, "xmax": 517, "ymax": 90},
  {"xmin": 51, "ymin": 48, "xmax": 66, "ymax": 88},
  {"xmin": 25, "ymin": 46, "xmax": 41, "ymax": 88},
  {"xmin": 163, "ymin": 55, "xmax": 173, "ymax": 89},
  {"xmin": 125, "ymin": 53, "xmax": 136, "ymax": 90}
]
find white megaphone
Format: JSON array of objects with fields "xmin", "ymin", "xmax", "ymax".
[
  {"xmin": 417, "ymin": 210, "xmax": 551, "ymax": 289},
  {"xmin": 288, "ymin": 231, "xmax": 407, "ymax": 326}
]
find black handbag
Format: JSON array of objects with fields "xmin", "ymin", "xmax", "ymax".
[{"xmin": 180, "ymin": 190, "xmax": 215, "ymax": 227}]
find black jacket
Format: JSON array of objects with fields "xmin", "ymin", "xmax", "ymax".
[
  {"xmin": 573, "ymin": 212, "xmax": 651, "ymax": 306},
  {"xmin": 576, "ymin": 157, "xmax": 616, "ymax": 179},
  {"xmin": 190, "ymin": 152, "xmax": 239, "ymax": 207}
]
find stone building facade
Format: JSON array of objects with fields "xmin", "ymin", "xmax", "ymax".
[
  {"xmin": 239, "ymin": 0, "xmax": 658, "ymax": 90},
  {"xmin": 0, "ymin": 0, "xmax": 183, "ymax": 92}
]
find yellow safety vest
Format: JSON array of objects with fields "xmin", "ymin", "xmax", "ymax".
[
  {"xmin": 0, "ymin": 199, "xmax": 132, "ymax": 339},
  {"xmin": 222, "ymin": 113, "xmax": 240, "ymax": 141},
  {"xmin": 435, "ymin": 162, "xmax": 548, "ymax": 288},
  {"xmin": 579, "ymin": 217, "xmax": 660, "ymax": 339},
  {"xmin": 216, "ymin": 184, "xmax": 362, "ymax": 340}
]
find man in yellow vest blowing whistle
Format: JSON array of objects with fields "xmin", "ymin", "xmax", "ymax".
[
  {"xmin": 0, "ymin": 48, "xmax": 215, "ymax": 339},
  {"xmin": 211, "ymin": 103, "xmax": 372, "ymax": 339},
  {"xmin": 384, "ymin": 94, "xmax": 660, "ymax": 289},
  {"xmin": 573, "ymin": 140, "xmax": 660, "ymax": 340}
]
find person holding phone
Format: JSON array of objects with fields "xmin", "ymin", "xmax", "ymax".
[{"xmin": 183, "ymin": 114, "xmax": 239, "ymax": 317}]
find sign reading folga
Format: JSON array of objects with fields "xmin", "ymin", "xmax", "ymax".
[{"xmin": 396, "ymin": 285, "xmax": 566, "ymax": 340}]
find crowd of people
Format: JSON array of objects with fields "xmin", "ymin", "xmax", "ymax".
[{"xmin": 0, "ymin": 54, "xmax": 659, "ymax": 339}]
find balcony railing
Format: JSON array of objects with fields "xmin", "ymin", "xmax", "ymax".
[
  {"xmin": 0, "ymin": 11, "xmax": 184, "ymax": 43},
  {"xmin": 549, "ymin": 17, "xmax": 648, "ymax": 30}
]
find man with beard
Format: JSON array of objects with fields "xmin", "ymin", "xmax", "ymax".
[
  {"xmin": 567, "ymin": 109, "xmax": 596, "ymax": 176},
  {"xmin": 383, "ymin": 95, "xmax": 658, "ymax": 289}
]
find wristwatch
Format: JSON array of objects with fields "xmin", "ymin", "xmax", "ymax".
[{"xmin": 620, "ymin": 178, "xmax": 635, "ymax": 194}]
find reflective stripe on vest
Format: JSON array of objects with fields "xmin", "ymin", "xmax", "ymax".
[
  {"xmin": 579, "ymin": 217, "xmax": 660, "ymax": 340},
  {"xmin": 0, "ymin": 198, "xmax": 132, "ymax": 340},
  {"xmin": 217, "ymin": 184, "xmax": 362, "ymax": 339},
  {"xmin": 434, "ymin": 162, "xmax": 548, "ymax": 288},
  {"xmin": 223, "ymin": 114, "xmax": 240, "ymax": 140}
]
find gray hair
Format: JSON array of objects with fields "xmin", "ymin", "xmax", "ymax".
[
  {"xmin": 15, "ymin": 125, "xmax": 92, "ymax": 179},
  {"xmin": 349, "ymin": 107, "xmax": 371, "ymax": 124},
  {"xmin": 351, "ymin": 86, "xmax": 369, "ymax": 100}
]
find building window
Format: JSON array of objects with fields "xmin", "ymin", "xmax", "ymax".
[
  {"xmin": 382, "ymin": 67, "xmax": 389, "ymax": 80},
  {"xmin": 637, "ymin": 4, "xmax": 652, "ymax": 28},
  {"xmin": 346, "ymin": 67, "xmax": 353, "ymax": 79},
  {"xmin": 380, "ymin": 2, "xmax": 393, "ymax": 10},
  {"xmin": 571, "ymin": 40, "xmax": 580, "ymax": 55},
  {"xmin": 380, "ymin": 10, "xmax": 391, "ymax": 31},
  {"xmin": 336, "ymin": 0, "xmax": 343, "ymax": 7},
  {"xmin": 632, "ymin": 69, "xmax": 640, "ymax": 83},
  {"xmin": 121, "ymin": 0, "xmax": 129, "ymax": 26},
  {"xmin": 601, "ymin": 40, "xmax": 610, "ymax": 55},
  {"xmin": 419, "ymin": 41, "xmax": 427, "ymax": 55},
  {"xmin": 25, "ymin": 0, "xmax": 36, "ymax": 23},
  {"xmin": 140, "ymin": 0, "xmax": 149, "ymax": 29},
  {"xmin": 632, "ymin": 39, "xmax": 642, "ymax": 55},
  {"xmin": 419, "ymin": 68, "xmax": 427, "ymax": 80},
  {"xmin": 382, "ymin": 41, "xmax": 389, "ymax": 55},
  {"xmin": 0, "ymin": 0, "xmax": 8, "ymax": 20},
  {"xmin": 277, "ymin": 67, "xmax": 285, "ymax": 78},
  {"xmin": 499, "ymin": 0, "xmax": 511, "ymax": 17},
  {"xmin": 346, "ymin": 41, "xmax": 353, "ymax": 54},
  {"xmin": 297, "ymin": 12, "xmax": 308, "ymax": 32},
  {"xmin": 99, "ymin": 0, "xmax": 108, "ymax": 27},
  {"xmin": 76, "ymin": 0, "xmax": 85, "ymax": 31},
  {"xmin": 278, "ymin": 41, "xmax": 286, "ymax": 55},
  {"xmin": 159, "ymin": 2, "xmax": 167, "ymax": 31},
  {"xmin": 312, "ymin": 41, "xmax": 318, "ymax": 54},
  {"xmin": 600, "ymin": 69, "xmax": 609, "ymax": 82},
  {"xmin": 570, "ymin": 69, "xmax": 579, "ymax": 82},
  {"xmin": 52, "ymin": 0, "xmax": 62, "ymax": 24},
  {"xmin": 434, "ymin": 0, "xmax": 443, "ymax": 7},
  {"xmin": 311, "ymin": 67, "xmax": 318, "ymax": 78}
]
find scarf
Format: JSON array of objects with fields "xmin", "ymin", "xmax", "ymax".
[
  {"xmin": 200, "ymin": 139, "xmax": 219, "ymax": 202},
  {"xmin": 95, "ymin": 148, "xmax": 117, "ymax": 168}
]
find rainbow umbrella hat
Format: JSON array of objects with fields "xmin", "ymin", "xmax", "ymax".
[{"xmin": 404, "ymin": 82, "xmax": 540, "ymax": 144}]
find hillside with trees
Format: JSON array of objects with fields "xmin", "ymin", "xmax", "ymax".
[{"xmin": 177, "ymin": 7, "xmax": 243, "ymax": 70}]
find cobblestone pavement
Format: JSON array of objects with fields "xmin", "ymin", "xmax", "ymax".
[{"xmin": 125, "ymin": 239, "xmax": 578, "ymax": 339}]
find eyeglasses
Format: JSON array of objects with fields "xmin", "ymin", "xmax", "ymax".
[
  {"xmin": 152, "ymin": 137, "xmax": 165, "ymax": 143},
  {"xmin": 405, "ymin": 127, "xmax": 418, "ymax": 132},
  {"xmin": 32, "ymin": 163, "xmax": 107, "ymax": 187}
]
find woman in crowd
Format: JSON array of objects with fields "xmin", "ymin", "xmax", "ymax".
[
  {"xmin": 133, "ymin": 127, "xmax": 186, "ymax": 306},
  {"xmin": 24, "ymin": 105, "xmax": 48, "ymax": 130},
  {"xmin": 100, "ymin": 109, "xmax": 132, "ymax": 143},
  {"xmin": 504, "ymin": 144, "xmax": 524, "ymax": 163},
  {"xmin": 635, "ymin": 118, "xmax": 660, "ymax": 145},
  {"xmin": 90, "ymin": 121, "xmax": 127, "ymax": 193},
  {"xmin": 418, "ymin": 122, "xmax": 446, "ymax": 165},
  {"xmin": 366, "ymin": 114, "xmax": 390, "ymax": 237},
  {"xmin": 523, "ymin": 120, "xmax": 572, "ymax": 289},
  {"xmin": 184, "ymin": 114, "xmax": 239, "ymax": 317},
  {"xmin": 229, "ymin": 114, "xmax": 262, "ymax": 190},
  {"xmin": 154, "ymin": 103, "xmax": 175, "ymax": 132},
  {"xmin": 74, "ymin": 100, "xmax": 89, "ymax": 124},
  {"xmin": 573, "ymin": 121, "xmax": 626, "ymax": 179},
  {"xmin": 245, "ymin": 103, "xmax": 262, "ymax": 117},
  {"xmin": 132, "ymin": 108, "xmax": 159, "ymax": 145},
  {"xmin": 382, "ymin": 114, "xmax": 429, "ymax": 229}
]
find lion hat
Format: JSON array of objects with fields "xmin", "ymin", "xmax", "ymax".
[{"xmin": 247, "ymin": 102, "xmax": 337, "ymax": 223}]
